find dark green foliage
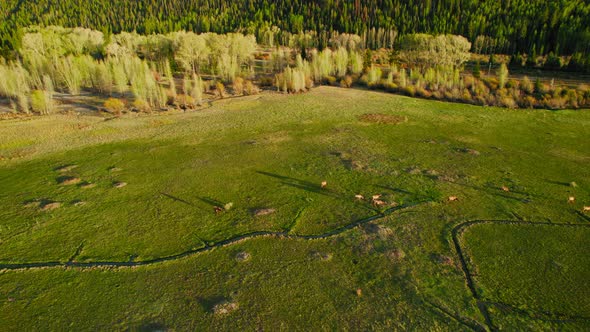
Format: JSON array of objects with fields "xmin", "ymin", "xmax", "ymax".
[
  {"xmin": 473, "ymin": 61, "xmax": 481, "ymax": 79},
  {"xmin": 544, "ymin": 52, "xmax": 563, "ymax": 70},
  {"xmin": 1, "ymin": 0, "xmax": 590, "ymax": 58}
]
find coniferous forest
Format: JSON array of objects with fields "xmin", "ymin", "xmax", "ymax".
[{"xmin": 1, "ymin": 0, "xmax": 590, "ymax": 58}]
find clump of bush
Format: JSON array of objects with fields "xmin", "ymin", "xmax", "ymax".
[{"xmin": 104, "ymin": 98, "xmax": 126, "ymax": 115}]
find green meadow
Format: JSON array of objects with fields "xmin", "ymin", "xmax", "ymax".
[{"xmin": 1, "ymin": 87, "xmax": 589, "ymax": 330}]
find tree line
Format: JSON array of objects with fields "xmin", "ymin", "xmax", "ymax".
[
  {"xmin": 1, "ymin": 0, "xmax": 590, "ymax": 58},
  {"xmin": 1, "ymin": 26, "xmax": 588, "ymax": 117}
]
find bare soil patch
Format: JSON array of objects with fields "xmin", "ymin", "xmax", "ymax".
[{"xmin": 57, "ymin": 176, "xmax": 82, "ymax": 185}]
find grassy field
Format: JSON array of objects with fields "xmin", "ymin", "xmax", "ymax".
[
  {"xmin": 460, "ymin": 222, "xmax": 590, "ymax": 330},
  {"xmin": 1, "ymin": 87, "xmax": 589, "ymax": 330}
]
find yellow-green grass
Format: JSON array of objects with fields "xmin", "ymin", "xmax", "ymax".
[
  {"xmin": 0, "ymin": 87, "xmax": 589, "ymax": 330},
  {"xmin": 460, "ymin": 222, "xmax": 590, "ymax": 329}
]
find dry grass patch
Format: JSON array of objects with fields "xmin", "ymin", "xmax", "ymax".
[{"xmin": 358, "ymin": 113, "xmax": 407, "ymax": 124}]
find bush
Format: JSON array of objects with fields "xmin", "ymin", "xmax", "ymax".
[
  {"xmin": 521, "ymin": 95, "xmax": 537, "ymax": 109},
  {"xmin": 258, "ymin": 76, "xmax": 274, "ymax": 87},
  {"xmin": 499, "ymin": 95, "xmax": 517, "ymax": 108},
  {"xmin": 243, "ymin": 80, "xmax": 260, "ymax": 95},
  {"xmin": 402, "ymin": 86, "xmax": 416, "ymax": 97},
  {"xmin": 472, "ymin": 62, "xmax": 481, "ymax": 79},
  {"xmin": 520, "ymin": 76, "xmax": 534, "ymax": 94},
  {"xmin": 233, "ymin": 77, "xmax": 244, "ymax": 95},
  {"xmin": 366, "ymin": 65, "xmax": 382, "ymax": 87},
  {"xmin": 104, "ymin": 98, "xmax": 126, "ymax": 115},
  {"xmin": 132, "ymin": 99, "xmax": 151, "ymax": 112},
  {"xmin": 340, "ymin": 75, "xmax": 353, "ymax": 88},
  {"xmin": 544, "ymin": 52, "xmax": 563, "ymax": 70},
  {"xmin": 324, "ymin": 75, "xmax": 338, "ymax": 86},
  {"xmin": 30, "ymin": 90, "xmax": 55, "ymax": 114},
  {"xmin": 215, "ymin": 81, "xmax": 226, "ymax": 98},
  {"xmin": 497, "ymin": 63, "xmax": 509, "ymax": 89}
]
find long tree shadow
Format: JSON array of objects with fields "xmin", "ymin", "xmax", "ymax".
[
  {"xmin": 160, "ymin": 192, "xmax": 195, "ymax": 206},
  {"xmin": 440, "ymin": 180, "xmax": 538, "ymax": 203},
  {"xmin": 256, "ymin": 171, "xmax": 340, "ymax": 198},
  {"xmin": 198, "ymin": 197, "xmax": 225, "ymax": 207}
]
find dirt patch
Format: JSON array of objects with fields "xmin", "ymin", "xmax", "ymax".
[
  {"xmin": 113, "ymin": 182, "xmax": 127, "ymax": 188},
  {"xmin": 79, "ymin": 182, "xmax": 96, "ymax": 189},
  {"xmin": 252, "ymin": 208, "xmax": 276, "ymax": 216},
  {"xmin": 431, "ymin": 253, "xmax": 455, "ymax": 266},
  {"xmin": 55, "ymin": 164, "xmax": 78, "ymax": 173},
  {"xmin": 212, "ymin": 300, "xmax": 239, "ymax": 315},
  {"xmin": 57, "ymin": 176, "xmax": 82, "ymax": 185},
  {"xmin": 456, "ymin": 148, "xmax": 480, "ymax": 156},
  {"xmin": 358, "ymin": 113, "xmax": 407, "ymax": 124},
  {"xmin": 23, "ymin": 200, "xmax": 41, "ymax": 208},
  {"xmin": 387, "ymin": 248, "xmax": 406, "ymax": 262},
  {"xmin": 109, "ymin": 167, "xmax": 122, "ymax": 172},
  {"xmin": 41, "ymin": 201, "xmax": 61, "ymax": 211},
  {"xmin": 235, "ymin": 252, "xmax": 251, "ymax": 262}
]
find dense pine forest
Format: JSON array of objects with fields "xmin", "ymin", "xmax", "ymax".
[{"xmin": 1, "ymin": 0, "xmax": 590, "ymax": 58}]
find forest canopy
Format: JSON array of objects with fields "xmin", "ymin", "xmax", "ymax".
[{"xmin": 1, "ymin": 0, "xmax": 590, "ymax": 58}]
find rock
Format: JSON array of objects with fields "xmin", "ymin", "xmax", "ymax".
[
  {"xmin": 212, "ymin": 300, "xmax": 238, "ymax": 315},
  {"xmin": 113, "ymin": 182, "xmax": 127, "ymax": 188},
  {"xmin": 235, "ymin": 252, "xmax": 251, "ymax": 262},
  {"xmin": 253, "ymin": 208, "xmax": 276, "ymax": 216}
]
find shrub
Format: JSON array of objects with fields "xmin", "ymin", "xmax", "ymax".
[
  {"xmin": 233, "ymin": 77, "xmax": 244, "ymax": 95},
  {"xmin": 340, "ymin": 75, "xmax": 353, "ymax": 88},
  {"xmin": 383, "ymin": 82, "xmax": 398, "ymax": 92},
  {"xmin": 104, "ymin": 98, "xmax": 126, "ymax": 115},
  {"xmin": 510, "ymin": 53, "xmax": 524, "ymax": 67},
  {"xmin": 243, "ymin": 80, "xmax": 260, "ymax": 95},
  {"xmin": 499, "ymin": 95, "xmax": 517, "ymax": 108},
  {"xmin": 30, "ymin": 90, "xmax": 55, "ymax": 114},
  {"xmin": 534, "ymin": 78, "xmax": 545, "ymax": 94},
  {"xmin": 132, "ymin": 99, "xmax": 151, "ymax": 112},
  {"xmin": 416, "ymin": 87, "xmax": 432, "ymax": 98},
  {"xmin": 366, "ymin": 65, "xmax": 382, "ymax": 87},
  {"xmin": 215, "ymin": 81, "xmax": 226, "ymax": 98},
  {"xmin": 324, "ymin": 75, "xmax": 338, "ymax": 86},
  {"xmin": 258, "ymin": 76, "xmax": 274, "ymax": 87},
  {"xmin": 191, "ymin": 74, "xmax": 204, "ymax": 105},
  {"xmin": 521, "ymin": 76, "xmax": 534, "ymax": 94},
  {"xmin": 544, "ymin": 52, "xmax": 562, "ymax": 70},
  {"xmin": 521, "ymin": 95, "xmax": 537, "ymax": 109},
  {"xmin": 403, "ymin": 85, "xmax": 416, "ymax": 97},
  {"xmin": 497, "ymin": 63, "xmax": 509, "ymax": 89},
  {"xmin": 472, "ymin": 62, "xmax": 481, "ymax": 79},
  {"xmin": 398, "ymin": 69, "xmax": 408, "ymax": 88}
]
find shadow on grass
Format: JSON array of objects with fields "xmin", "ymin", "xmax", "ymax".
[
  {"xmin": 160, "ymin": 192, "xmax": 195, "ymax": 206},
  {"xmin": 197, "ymin": 197, "xmax": 225, "ymax": 207},
  {"xmin": 256, "ymin": 171, "xmax": 338, "ymax": 198},
  {"xmin": 442, "ymin": 180, "xmax": 535, "ymax": 203}
]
